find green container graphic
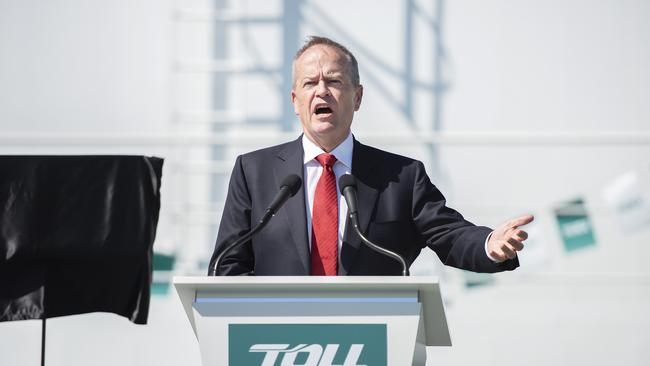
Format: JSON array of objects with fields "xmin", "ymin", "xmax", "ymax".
[{"xmin": 554, "ymin": 198, "xmax": 596, "ymax": 252}]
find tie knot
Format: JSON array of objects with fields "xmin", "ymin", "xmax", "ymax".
[{"xmin": 316, "ymin": 153, "xmax": 337, "ymax": 168}]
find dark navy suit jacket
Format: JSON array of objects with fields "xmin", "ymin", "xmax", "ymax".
[{"xmin": 208, "ymin": 136, "xmax": 518, "ymax": 275}]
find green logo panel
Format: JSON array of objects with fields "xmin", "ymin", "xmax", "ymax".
[
  {"xmin": 554, "ymin": 198, "xmax": 597, "ymax": 252},
  {"xmin": 229, "ymin": 323, "xmax": 387, "ymax": 366}
]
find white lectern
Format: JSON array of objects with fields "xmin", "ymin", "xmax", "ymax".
[{"xmin": 174, "ymin": 276, "xmax": 451, "ymax": 366}]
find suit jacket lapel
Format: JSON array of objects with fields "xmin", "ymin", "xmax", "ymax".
[
  {"xmin": 274, "ymin": 137, "xmax": 310, "ymax": 274},
  {"xmin": 340, "ymin": 139, "xmax": 379, "ymax": 275}
]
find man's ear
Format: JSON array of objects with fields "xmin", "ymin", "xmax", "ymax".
[
  {"xmin": 354, "ymin": 84, "xmax": 363, "ymax": 111},
  {"xmin": 291, "ymin": 90, "xmax": 299, "ymax": 115}
]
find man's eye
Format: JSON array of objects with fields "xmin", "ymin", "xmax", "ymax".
[
  {"xmin": 304, "ymin": 81, "xmax": 316, "ymax": 86},
  {"xmin": 329, "ymin": 79, "xmax": 341, "ymax": 84}
]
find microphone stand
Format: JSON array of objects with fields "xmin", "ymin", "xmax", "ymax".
[
  {"xmin": 210, "ymin": 210, "xmax": 273, "ymax": 276},
  {"xmin": 210, "ymin": 174, "xmax": 302, "ymax": 276},
  {"xmin": 339, "ymin": 174, "xmax": 409, "ymax": 276},
  {"xmin": 348, "ymin": 212, "xmax": 410, "ymax": 276}
]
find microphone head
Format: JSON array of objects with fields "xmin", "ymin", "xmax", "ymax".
[
  {"xmin": 280, "ymin": 174, "xmax": 302, "ymax": 197},
  {"xmin": 338, "ymin": 174, "xmax": 357, "ymax": 194}
]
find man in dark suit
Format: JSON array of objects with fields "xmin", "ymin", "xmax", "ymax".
[{"xmin": 208, "ymin": 36, "xmax": 533, "ymax": 276}]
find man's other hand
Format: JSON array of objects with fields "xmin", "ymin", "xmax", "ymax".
[{"xmin": 487, "ymin": 214, "xmax": 534, "ymax": 262}]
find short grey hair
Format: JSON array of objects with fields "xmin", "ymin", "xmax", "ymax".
[{"xmin": 292, "ymin": 36, "xmax": 360, "ymax": 87}]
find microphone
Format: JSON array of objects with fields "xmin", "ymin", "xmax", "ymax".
[
  {"xmin": 338, "ymin": 174, "xmax": 410, "ymax": 276},
  {"xmin": 210, "ymin": 174, "xmax": 302, "ymax": 275},
  {"xmin": 264, "ymin": 174, "xmax": 303, "ymax": 217}
]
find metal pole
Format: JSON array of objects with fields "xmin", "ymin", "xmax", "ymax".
[{"xmin": 41, "ymin": 317, "xmax": 46, "ymax": 366}]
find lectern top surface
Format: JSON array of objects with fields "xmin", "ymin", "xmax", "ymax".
[{"xmin": 173, "ymin": 276, "xmax": 451, "ymax": 346}]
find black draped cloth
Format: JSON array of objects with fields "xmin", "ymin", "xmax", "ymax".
[{"xmin": 0, "ymin": 156, "xmax": 163, "ymax": 324}]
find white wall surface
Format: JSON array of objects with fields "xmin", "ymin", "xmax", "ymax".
[
  {"xmin": 1, "ymin": 0, "xmax": 649, "ymax": 365},
  {"xmin": 0, "ymin": 0, "xmax": 171, "ymax": 134}
]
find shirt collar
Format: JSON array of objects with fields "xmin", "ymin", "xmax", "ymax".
[{"xmin": 302, "ymin": 132, "xmax": 354, "ymax": 169}]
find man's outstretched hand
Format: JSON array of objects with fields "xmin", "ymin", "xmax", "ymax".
[{"xmin": 487, "ymin": 214, "xmax": 534, "ymax": 262}]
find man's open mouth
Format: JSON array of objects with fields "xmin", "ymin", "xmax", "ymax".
[{"xmin": 314, "ymin": 106, "xmax": 332, "ymax": 115}]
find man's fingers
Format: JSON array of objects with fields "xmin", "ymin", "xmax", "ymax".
[
  {"xmin": 514, "ymin": 229, "xmax": 528, "ymax": 241},
  {"xmin": 508, "ymin": 214, "xmax": 534, "ymax": 229},
  {"xmin": 491, "ymin": 250, "xmax": 507, "ymax": 262},
  {"xmin": 507, "ymin": 238, "xmax": 524, "ymax": 251},
  {"xmin": 501, "ymin": 245, "xmax": 517, "ymax": 259},
  {"xmin": 488, "ymin": 228, "xmax": 527, "ymax": 260}
]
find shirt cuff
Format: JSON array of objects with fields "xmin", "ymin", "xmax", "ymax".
[{"xmin": 484, "ymin": 231, "xmax": 503, "ymax": 263}]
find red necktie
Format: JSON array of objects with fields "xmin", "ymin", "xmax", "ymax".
[{"xmin": 310, "ymin": 153, "xmax": 338, "ymax": 275}]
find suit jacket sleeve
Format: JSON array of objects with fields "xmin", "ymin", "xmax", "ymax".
[
  {"xmin": 207, "ymin": 155, "xmax": 255, "ymax": 275},
  {"xmin": 411, "ymin": 161, "xmax": 518, "ymax": 273}
]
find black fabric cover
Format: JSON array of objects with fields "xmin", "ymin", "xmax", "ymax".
[{"xmin": 0, "ymin": 156, "xmax": 163, "ymax": 324}]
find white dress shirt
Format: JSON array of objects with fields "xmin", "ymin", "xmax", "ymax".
[{"xmin": 302, "ymin": 133, "xmax": 353, "ymax": 254}]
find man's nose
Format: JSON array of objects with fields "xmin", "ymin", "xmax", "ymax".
[{"xmin": 315, "ymin": 80, "xmax": 330, "ymax": 97}]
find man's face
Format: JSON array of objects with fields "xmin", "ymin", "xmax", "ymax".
[{"xmin": 291, "ymin": 45, "xmax": 363, "ymax": 150}]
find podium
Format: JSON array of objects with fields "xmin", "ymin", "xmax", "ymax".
[{"xmin": 174, "ymin": 276, "xmax": 451, "ymax": 366}]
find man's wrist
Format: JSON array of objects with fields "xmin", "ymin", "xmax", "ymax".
[{"xmin": 484, "ymin": 231, "xmax": 504, "ymax": 263}]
